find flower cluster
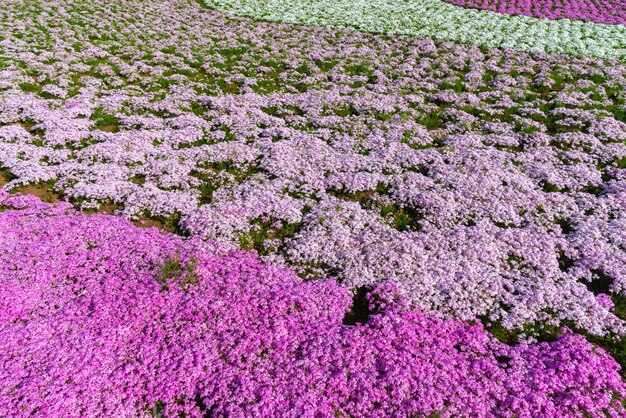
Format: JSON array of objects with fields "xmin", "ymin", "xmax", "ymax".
[
  {"xmin": 1, "ymin": 192, "xmax": 624, "ymax": 417},
  {"xmin": 442, "ymin": 0, "xmax": 626, "ymax": 25}
]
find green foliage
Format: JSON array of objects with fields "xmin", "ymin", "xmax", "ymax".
[
  {"xmin": 420, "ymin": 112, "xmax": 444, "ymax": 129},
  {"xmin": 238, "ymin": 217, "xmax": 304, "ymax": 255},
  {"xmin": 157, "ymin": 251, "xmax": 199, "ymax": 291},
  {"xmin": 18, "ymin": 82, "xmax": 41, "ymax": 94},
  {"xmin": 90, "ymin": 107, "xmax": 120, "ymax": 131},
  {"xmin": 380, "ymin": 204, "xmax": 423, "ymax": 232}
]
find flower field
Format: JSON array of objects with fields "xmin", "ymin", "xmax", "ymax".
[
  {"xmin": 442, "ymin": 0, "xmax": 626, "ymax": 25},
  {"xmin": 1, "ymin": 192, "xmax": 625, "ymax": 416},
  {"xmin": 202, "ymin": 0, "xmax": 626, "ymax": 60},
  {"xmin": 1, "ymin": 0, "xmax": 626, "ymax": 416}
]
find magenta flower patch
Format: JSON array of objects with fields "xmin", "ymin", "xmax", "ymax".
[
  {"xmin": 443, "ymin": 0, "xmax": 626, "ymax": 25},
  {"xmin": 0, "ymin": 193, "xmax": 625, "ymax": 417}
]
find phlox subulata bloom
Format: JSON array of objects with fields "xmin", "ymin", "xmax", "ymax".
[{"xmin": 0, "ymin": 192, "xmax": 624, "ymax": 417}]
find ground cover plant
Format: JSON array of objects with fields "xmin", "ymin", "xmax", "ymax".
[
  {"xmin": 0, "ymin": 191, "xmax": 625, "ymax": 417},
  {"xmin": 1, "ymin": 0, "xmax": 626, "ymax": 416},
  {"xmin": 442, "ymin": 0, "xmax": 626, "ymax": 25}
]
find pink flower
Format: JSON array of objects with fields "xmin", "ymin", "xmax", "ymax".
[{"xmin": 597, "ymin": 293, "xmax": 616, "ymax": 310}]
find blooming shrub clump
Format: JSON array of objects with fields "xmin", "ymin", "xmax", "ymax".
[
  {"xmin": 0, "ymin": 192, "xmax": 625, "ymax": 417},
  {"xmin": 442, "ymin": 0, "xmax": 626, "ymax": 25}
]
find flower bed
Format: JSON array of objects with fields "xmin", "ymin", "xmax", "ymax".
[
  {"xmin": 200, "ymin": 0, "xmax": 626, "ymax": 60},
  {"xmin": 442, "ymin": 0, "xmax": 626, "ymax": 25},
  {"xmin": 1, "ymin": 1, "xmax": 626, "ymax": 414},
  {"xmin": 2, "ymin": 0, "xmax": 626, "ymax": 334},
  {"xmin": 0, "ymin": 192, "xmax": 624, "ymax": 417}
]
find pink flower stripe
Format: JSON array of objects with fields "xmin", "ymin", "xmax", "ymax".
[
  {"xmin": 0, "ymin": 192, "xmax": 624, "ymax": 417},
  {"xmin": 443, "ymin": 0, "xmax": 626, "ymax": 25}
]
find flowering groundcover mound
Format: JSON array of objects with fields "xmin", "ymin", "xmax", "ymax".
[
  {"xmin": 442, "ymin": 0, "xmax": 626, "ymax": 25},
  {"xmin": 0, "ymin": 191, "xmax": 625, "ymax": 417}
]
